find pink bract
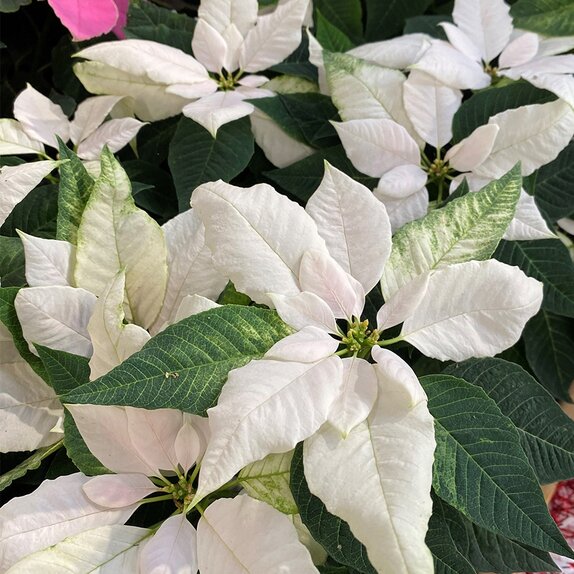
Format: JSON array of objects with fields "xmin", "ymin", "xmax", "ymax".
[{"xmin": 47, "ymin": 0, "xmax": 129, "ymax": 41}]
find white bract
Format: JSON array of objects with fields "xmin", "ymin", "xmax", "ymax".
[
  {"xmin": 1, "ymin": 404, "xmax": 318, "ymax": 573},
  {"xmin": 413, "ymin": 0, "xmax": 574, "ymax": 104},
  {"xmin": 73, "ymin": 0, "xmax": 310, "ymax": 136},
  {"xmin": 190, "ymin": 163, "xmax": 543, "ymax": 572},
  {"xmin": 4, "ymin": 150, "xmax": 224, "ymax": 453},
  {"xmin": 1, "ymin": 84, "xmax": 145, "ymax": 160},
  {"xmin": 332, "ymin": 97, "xmax": 574, "ymax": 238}
]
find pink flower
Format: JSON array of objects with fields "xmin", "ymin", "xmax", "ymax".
[{"xmin": 47, "ymin": 0, "xmax": 129, "ymax": 41}]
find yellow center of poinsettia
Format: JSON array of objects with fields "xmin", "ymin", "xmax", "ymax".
[{"xmin": 340, "ymin": 318, "xmax": 380, "ymax": 357}]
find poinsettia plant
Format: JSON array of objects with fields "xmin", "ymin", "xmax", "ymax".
[{"xmin": 1, "ymin": 0, "xmax": 574, "ymax": 572}]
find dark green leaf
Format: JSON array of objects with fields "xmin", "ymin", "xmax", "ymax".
[
  {"xmin": 0, "ymin": 184, "xmax": 59, "ymax": 238},
  {"xmin": 314, "ymin": 0, "xmax": 363, "ymax": 43},
  {"xmin": 0, "ymin": 236, "xmax": 25, "ymax": 287},
  {"xmin": 495, "ymin": 239, "xmax": 574, "ymax": 317},
  {"xmin": 122, "ymin": 159, "xmax": 178, "ymax": 220},
  {"xmin": 266, "ymin": 145, "xmax": 378, "ymax": 203},
  {"xmin": 268, "ymin": 35, "xmax": 318, "ymax": 82},
  {"xmin": 421, "ymin": 374, "xmax": 573, "ymax": 557},
  {"xmin": 315, "ymin": 11, "xmax": 356, "ymax": 52},
  {"xmin": 445, "ymin": 358, "xmax": 574, "ymax": 483},
  {"xmin": 432, "ymin": 495, "xmax": 559, "ymax": 573},
  {"xmin": 63, "ymin": 306, "xmax": 292, "ymax": 414},
  {"xmin": 0, "ymin": 287, "xmax": 47, "ymax": 379},
  {"xmin": 36, "ymin": 345, "xmax": 90, "ymax": 396},
  {"xmin": 0, "ymin": 156, "xmax": 25, "ymax": 167},
  {"xmin": 365, "ymin": 0, "xmax": 432, "ymax": 40},
  {"xmin": 251, "ymin": 93, "xmax": 339, "ymax": 147},
  {"xmin": 426, "ymin": 498, "xmax": 476, "ymax": 574},
  {"xmin": 56, "ymin": 142, "xmax": 94, "ymax": 244},
  {"xmin": 523, "ymin": 310, "xmax": 574, "ymax": 401},
  {"xmin": 168, "ymin": 117, "xmax": 254, "ymax": 211},
  {"xmin": 512, "ymin": 0, "xmax": 574, "ymax": 36},
  {"xmin": 137, "ymin": 116, "xmax": 179, "ymax": 164},
  {"xmin": 404, "ymin": 15, "xmax": 451, "ymax": 39},
  {"xmin": 216, "ymin": 282, "xmax": 252, "ymax": 306},
  {"xmin": 290, "ymin": 446, "xmax": 376, "ymax": 574},
  {"xmin": 534, "ymin": 140, "xmax": 574, "ymax": 223},
  {"xmin": 125, "ymin": 0, "xmax": 195, "ymax": 53},
  {"xmin": 452, "ymin": 81, "xmax": 557, "ymax": 142},
  {"xmin": 63, "ymin": 413, "xmax": 109, "ymax": 476}
]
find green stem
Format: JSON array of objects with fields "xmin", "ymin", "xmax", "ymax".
[
  {"xmin": 376, "ymin": 335, "xmax": 404, "ymax": 347},
  {"xmin": 437, "ymin": 176, "xmax": 445, "ymax": 204},
  {"xmin": 0, "ymin": 439, "xmax": 64, "ymax": 494},
  {"xmin": 138, "ymin": 494, "xmax": 175, "ymax": 506}
]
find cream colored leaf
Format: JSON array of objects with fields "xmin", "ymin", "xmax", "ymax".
[{"xmin": 74, "ymin": 148, "xmax": 168, "ymax": 329}]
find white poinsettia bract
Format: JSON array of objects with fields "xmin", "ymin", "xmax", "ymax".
[
  {"xmin": 73, "ymin": 0, "xmax": 311, "ymax": 135},
  {"xmin": 190, "ymin": 162, "xmax": 543, "ymax": 573}
]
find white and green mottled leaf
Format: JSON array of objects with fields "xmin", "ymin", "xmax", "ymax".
[
  {"xmin": 238, "ymin": 451, "xmax": 298, "ymax": 515},
  {"xmin": 381, "ymin": 165, "xmax": 521, "ymax": 299},
  {"xmin": 74, "ymin": 148, "xmax": 167, "ymax": 329}
]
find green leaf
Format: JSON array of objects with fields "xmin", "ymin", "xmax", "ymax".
[
  {"xmin": 251, "ymin": 93, "xmax": 339, "ymax": 148},
  {"xmin": 238, "ymin": 451, "xmax": 298, "ymax": 515},
  {"xmin": 36, "ymin": 345, "xmax": 90, "ymax": 396},
  {"xmin": 442, "ymin": 177, "xmax": 470, "ymax": 206},
  {"xmin": 0, "ymin": 440, "xmax": 63, "ymax": 493},
  {"xmin": 137, "ymin": 116, "xmax": 179, "ymax": 165},
  {"xmin": 168, "ymin": 117, "xmax": 254, "ymax": 211},
  {"xmin": 125, "ymin": 0, "xmax": 195, "ymax": 53},
  {"xmin": 0, "ymin": 236, "xmax": 25, "ymax": 287},
  {"xmin": 290, "ymin": 446, "xmax": 377, "ymax": 574},
  {"xmin": 63, "ymin": 306, "xmax": 292, "ymax": 414},
  {"xmin": 495, "ymin": 239, "xmax": 574, "ymax": 317},
  {"xmin": 0, "ymin": 287, "xmax": 47, "ymax": 380},
  {"xmin": 122, "ymin": 159, "xmax": 177, "ymax": 220},
  {"xmin": 216, "ymin": 282, "xmax": 252, "ymax": 306},
  {"xmin": 432, "ymin": 495, "xmax": 559, "ymax": 573},
  {"xmin": 364, "ymin": 0, "xmax": 432, "ymax": 40},
  {"xmin": 63, "ymin": 413, "xmax": 110, "ymax": 476},
  {"xmin": 445, "ymin": 358, "xmax": 574, "ymax": 483},
  {"xmin": 404, "ymin": 15, "xmax": 451, "ymax": 39},
  {"xmin": 426, "ymin": 500, "xmax": 476, "ymax": 574},
  {"xmin": 512, "ymin": 0, "xmax": 574, "ymax": 36},
  {"xmin": 313, "ymin": 0, "xmax": 363, "ymax": 43},
  {"xmin": 452, "ymin": 81, "xmax": 557, "ymax": 142},
  {"xmin": 421, "ymin": 374, "xmax": 573, "ymax": 557},
  {"xmin": 0, "ymin": 184, "xmax": 59, "ymax": 238},
  {"xmin": 533, "ymin": 140, "xmax": 574, "ymax": 223},
  {"xmin": 0, "ymin": 0, "xmax": 31, "ymax": 12},
  {"xmin": 268, "ymin": 35, "xmax": 318, "ymax": 82},
  {"xmin": 523, "ymin": 310, "xmax": 574, "ymax": 401},
  {"xmin": 56, "ymin": 142, "xmax": 94, "ymax": 244},
  {"xmin": 265, "ymin": 145, "xmax": 378, "ymax": 203},
  {"xmin": 315, "ymin": 10, "xmax": 356, "ymax": 51},
  {"xmin": 381, "ymin": 165, "xmax": 522, "ymax": 298}
]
